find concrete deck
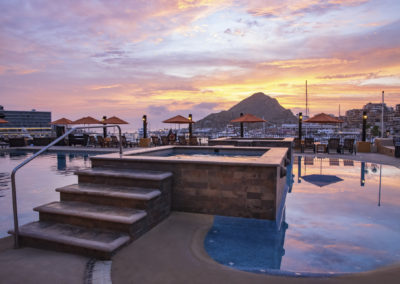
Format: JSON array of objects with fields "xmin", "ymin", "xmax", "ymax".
[{"xmin": 0, "ymin": 152, "xmax": 399, "ymax": 283}]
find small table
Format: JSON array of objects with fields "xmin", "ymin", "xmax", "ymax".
[{"xmin": 316, "ymin": 143, "xmax": 327, "ymax": 153}]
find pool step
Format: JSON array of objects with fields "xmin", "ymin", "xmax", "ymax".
[
  {"xmin": 75, "ymin": 168, "xmax": 173, "ymax": 188},
  {"xmin": 56, "ymin": 183, "xmax": 161, "ymax": 208},
  {"xmin": 10, "ymin": 221, "xmax": 130, "ymax": 260},
  {"xmin": 35, "ymin": 201, "xmax": 147, "ymax": 236},
  {"xmin": 11, "ymin": 167, "xmax": 173, "ymax": 259}
]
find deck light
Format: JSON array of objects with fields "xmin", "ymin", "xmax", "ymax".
[
  {"xmin": 298, "ymin": 112, "xmax": 303, "ymax": 142},
  {"xmin": 142, "ymin": 115, "xmax": 147, "ymax": 138},
  {"xmin": 362, "ymin": 111, "xmax": 367, "ymax": 142},
  {"xmin": 189, "ymin": 114, "xmax": 193, "ymax": 138}
]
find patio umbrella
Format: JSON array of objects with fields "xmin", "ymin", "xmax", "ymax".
[
  {"xmin": 101, "ymin": 116, "xmax": 128, "ymax": 137},
  {"xmin": 71, "ymin": 116, "xmax": 102, "ymax": 125},
  {"xmin": 0, "ymin": 118, "xmax": 8, "ymax": 123},
  {"xmin": 230, "ymin": 113, "xmax": 266, "ymax": 137},
  {"xmin": 163, "ymin": 115, "xmax": 194, "ymax": 124},
  {"xmin": 304, "ymin": 113, "xmax": 343, "ymax": 124},
  {"xmin": 102, "ymin": 116, "xmax": 129, "ymax": 124},
  {"xmin": 50, "ymin": 118, "xmax": 73, "ymax": 125},
  {"xmin": 163, "ymin": 115, "xmax": 195, "ymax": 137},
  {"xmin": 50, "ymin": 118, "xmax": 73, "ymax": 138}
]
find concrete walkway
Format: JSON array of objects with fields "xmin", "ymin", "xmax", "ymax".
[
  {"xmin": 0, "ymin": 236, "xmax": 88, "ymax": 284},
  {"xmin": 112, "ymin": 212, "xmax": 400, "ymax": 284}
]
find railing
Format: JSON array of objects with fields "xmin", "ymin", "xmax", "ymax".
[{"xmin": 11, "ymin": 125, "xmax": 123, "ymax": 248}]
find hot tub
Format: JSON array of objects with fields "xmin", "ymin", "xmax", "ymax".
[{"xmin": 90, "ymin": 146, "xmax": 290, "ymax": 221}]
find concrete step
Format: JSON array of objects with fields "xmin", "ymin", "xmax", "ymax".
[
  {"xmin": 35, "ymin": 201, "xmax": 147, "ymax": 235},
  {"xmin": 75, "ymin": 168, "xmax": 173, "ymax": 188},
  {"xmin": 56, "ymin": 183, "xmax": 161, "ymax": 208},
  {"xmin": 10, "ymin": 221, "xmax": 130, "ymax": 259}
]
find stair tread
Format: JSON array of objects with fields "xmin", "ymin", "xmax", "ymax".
[
  {"xmin": 34, "ymin": 201, "xmax": 147, "ymax": 224},
  {"xmin": 11, "ymin": 221, "xmax": 130, "ymax": 252},
  {"xmin": 56, "ymin": 184, "xmax": 161, "ymax": 200},
  {"xmin": 75, "ymin": 168, "xmax": 172, "ymax": 181}
]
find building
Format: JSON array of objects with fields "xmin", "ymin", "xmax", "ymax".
[{"xmin": 0, "ymin": 105, "xmax": 51, "ymax": 128}]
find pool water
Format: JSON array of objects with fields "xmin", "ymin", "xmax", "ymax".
[
  {"xmin": 0, "ymin": 151, "xmax": 97, "ymax": 238},
  {"xmin": 205, "ymin": 157, "xmax": 400, "ymax": 275}
]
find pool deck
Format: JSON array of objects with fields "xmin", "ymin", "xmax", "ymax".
[
  {"xmin": 0, "ymin": 152, "xmax": 400, "ymax": 283},
  {"xmin": 0, "ymin": 145, "xmax": 123, "ymax": 153}
]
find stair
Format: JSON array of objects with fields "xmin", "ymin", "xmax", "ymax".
[{"xmin": 11, "ymin": 167, "xmax": 173, "ymax": 259}]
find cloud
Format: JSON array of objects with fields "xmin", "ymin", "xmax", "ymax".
[{"xmin": 261, "ymin": 58, "xmax": 356, "ymax": 69}]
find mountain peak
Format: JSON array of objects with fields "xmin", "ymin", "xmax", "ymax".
[{"xmin": 195, "ymin": 92, "xmax": 296, "ymax": 130}]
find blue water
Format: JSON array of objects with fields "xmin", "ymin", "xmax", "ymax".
[
  {"xmin": 0, "ymin": 150, "xmax": 101, "ymax": 238},
  {"xmin": 205, "ymin": 157, "xmax": 400, "ymax": 275}
]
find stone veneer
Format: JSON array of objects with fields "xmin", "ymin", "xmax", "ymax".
[{"xmin": 91, "ymin": 146, "xmax": 289, "ymax": 221}]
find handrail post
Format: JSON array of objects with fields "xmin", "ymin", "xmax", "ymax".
[
  {"xmin": 117, "ymin": 125, "xmax": 122, "ymax": 156},
  {"xmin": 11, "ymin": 170, "xmax": 19, "ymax": 248}
]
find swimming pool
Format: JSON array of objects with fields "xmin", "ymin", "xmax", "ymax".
[
  {"xmin": 0, "ymin": 150, "xmax": 100, "ymax": 238},
  {"xmin": 205, "ymin": 156, "xmax": 400, "ymax": 275}
]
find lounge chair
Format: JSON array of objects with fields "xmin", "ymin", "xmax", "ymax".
[
  {"xmin": 33, "ymin": 137, "xmax": 53, "ymax": 146},
  {"xmin": 121, "ymin": 136, "xmax": 133, "ymax": 148},
  {"xmin": 161, "ymin": 136, "xmax": 169, "ymax": 145},
  {"xmin": 178, "ymin": 135, "xmax": 187, "ymax": 145},
  {"xmin": 189, "ymin": 136, "xmax": 199, "ymax": 146},
  {"xmin": 96, "ymin": 135, "xmax": 106, "ymax": 147},
  {"xmin": 293, "ymin": 138, "xmax": 303, "ymax": 152},
  {"xmin": 327, "ymin": 138, "xmax": 341, "ymax": 154},
  {"xmin": 8, "ymin": 137, "xmax": 27, "ymax": 147},
  {"xmin": 110, "ymin": 136, "xmax": 119, "ymax": 147},
  {"xmin": 88, "ymin": 136, "xmax": 97, "ymax": 147},
  {"xmin": 342, "ymin": 138, "xmax": 355, "ymax": 154},
  {"xmin": 151, "ymin": 136, "xmax": 160, "ymax": 146},
  {"xmin": 303, "ymin": 138, "xmax": 315, "ymax": 153}
]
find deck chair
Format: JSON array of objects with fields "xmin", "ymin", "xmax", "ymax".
[
  {"xmin": 303, "ymin": 138, "xmax": 315, "ymax": 153},
  {"xmin": 178, "ymin": 136, "xmax": 187, "ymax": 145},
  {"xmin": 189, "ymin": 136, "xmax": 199, "ymax": 146},
  {"xmin": 96, "ymin": 136, "xmax": 106, "ymax": 147},
  {"xmin": 161, "ymin": 136, "xmax": 169, "ymax": 145},
  {"xmin": 151, "ymin": 136, "xmax": 160, "ymax": 146},
  {"xmin": 342, "ymin": 138, "xmax": 355, "ymax": 154},
  {"xmin": 327, "ymin": 138, "xmax": 341, "ymax": 154}
]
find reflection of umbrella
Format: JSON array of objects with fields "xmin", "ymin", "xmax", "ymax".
[
  {"xmin": 102, "ymin": 116, "xmax": 129, "ymax": 124},
  {"xmin": 304, "ymin": 113, "xmax": 343, "ymax": 124},
  {"xmin": 230, "ymin": 113, "xmax": 266, "ymax": 137},
  {"xmin": 0, "ymin": 118, "xmax": 8, "ymax": 123},
  {"xmin": 302, "ymin": 157, "xmax": 343, "ymax": 187},
  {"xmin": 50, "ymin": 118, "xmax": 72, "ymax": 125},
  {"xmin": 163, "ymin": 115, "xmax": 195, "ymax": 124},
  {"xmin": 302, "ymin": 174, "xmax": 343, "ymax": 187},
  {"xmin": 71, "ymin": 116, "xmax": 102, "ymax": 124}
]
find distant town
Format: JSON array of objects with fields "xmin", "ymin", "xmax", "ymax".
[{"xmin": 1, "ymin": 99, "xmax": 399, "ymax": 143}]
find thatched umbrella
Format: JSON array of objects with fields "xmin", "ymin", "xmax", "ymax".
[
  {"xmin": 71, "ymin": 116, "xmax": 102, "ymax": 125},
  {"xmin": 230, "ymin": 113, "xmax": 266, "ymax": 137}
]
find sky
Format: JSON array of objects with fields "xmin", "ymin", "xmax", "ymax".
[{"xmin": 1, "ymin": 0, "xmax": 400, "ymax": 130}]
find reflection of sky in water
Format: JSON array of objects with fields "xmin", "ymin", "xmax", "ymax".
[
  {"xmin": 0, "ymin": 151, "xmax": 96, "ymax": 238},
  {"xmin": 205, "ymin": 157, "xmax": 400, "ymax": 274}
]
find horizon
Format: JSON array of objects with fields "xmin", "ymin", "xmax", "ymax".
[{"xmin": 1, "ymin": 0, "xmax": 400, "ymax": 129}]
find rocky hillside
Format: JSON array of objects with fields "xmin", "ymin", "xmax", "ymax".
[{"xmin": 194, "ymin": 92, "xmax": 297, "ymax": 130}]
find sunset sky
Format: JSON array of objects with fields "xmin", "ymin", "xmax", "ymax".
[{"xmin": 1, "ymin": 0, "xmax": 399, "ymax": 129}]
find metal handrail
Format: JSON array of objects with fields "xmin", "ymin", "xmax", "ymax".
[{"xmin": 11, "ymin": 124, "xmax": 123, "ymax": 248}]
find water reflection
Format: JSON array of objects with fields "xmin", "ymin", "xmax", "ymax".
[
  {"xmin": 206, "ymin": 157, "xmax": 400, "ymax": 274},
  {"xmin": 205, "ymin": 215, "xmax": 288, "ymax": 272}
]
